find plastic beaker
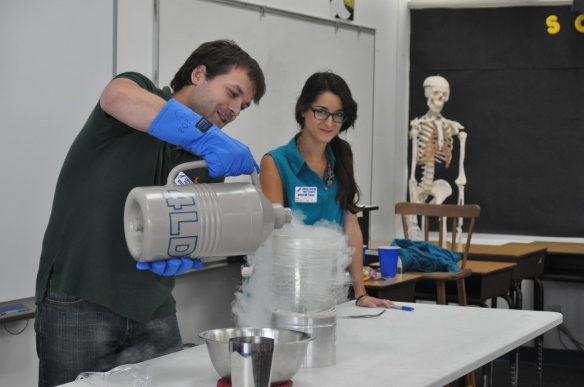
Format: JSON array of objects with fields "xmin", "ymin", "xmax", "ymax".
[{"xmin": 75, "ymin": 363, "xmax": 151, "ymax": 387}]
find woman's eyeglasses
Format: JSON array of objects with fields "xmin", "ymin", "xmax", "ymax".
[{"xmin": 309, "ymin": 107, "xmax": 346, "ymax": 123}]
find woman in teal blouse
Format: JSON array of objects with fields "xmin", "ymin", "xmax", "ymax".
[{"xmin": 260, "ymin": 72, "xmax": 391, "ymax": 308}]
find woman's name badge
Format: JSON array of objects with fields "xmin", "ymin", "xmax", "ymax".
[{"xmin": 295, "ymin": 186, "xmax": 317, "ymax": 203}]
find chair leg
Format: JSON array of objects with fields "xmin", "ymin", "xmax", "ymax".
[
  {"xmin": 456, "ymin": 370, "xmax": 476, "ymax": 387},
  {"xmin": 456, "ymin": 278, "xmax": 468, "ymax": 306},
  {"xmin": 466, "ymin": 370, "xmax": 476, "ymax": 387},
  {"xmin": 436, "ymin": 281, "xmax": 447, "ymax": 304}
]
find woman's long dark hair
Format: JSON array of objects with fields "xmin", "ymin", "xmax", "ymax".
[{"xmin": 295, "ymin": 71, "xmax": 362, "ymax": 214}]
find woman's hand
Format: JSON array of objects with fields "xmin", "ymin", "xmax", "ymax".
[{"xmin": 356, "ymin": 294, "xmax": 393, "ymax": 308}]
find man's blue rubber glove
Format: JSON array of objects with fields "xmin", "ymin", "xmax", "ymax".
[
  {"xmin": 148, "ymin": 98, "xmax": 259, "ymax": 177},
  {"xmin": 136, "ymin": 257, "xmax": 203, "ymax": 276}
]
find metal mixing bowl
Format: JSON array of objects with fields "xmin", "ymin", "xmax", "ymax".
[{"xmin": 199, "ymin": 327, "xmax": 314, "ymax": 384}]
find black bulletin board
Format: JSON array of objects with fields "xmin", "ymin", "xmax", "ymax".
[{"xmin": 409, "ymin": 5, "xmax": 584, "ymax": 237}]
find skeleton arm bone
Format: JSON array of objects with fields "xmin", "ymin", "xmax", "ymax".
[
  {"xmin": 455, "ymin": 131, "xmax": 467, "ymax": 242},
  {"xmin": 455, "ymin": 131, "xmax": 467, "ymax": 191},
  {"xmin": 409, "ymin": 126, "xmax": 419, "ymax": 197},
  {"xmin": 407, "ymin": 125, "xmax": 424, "ymax": 239}
]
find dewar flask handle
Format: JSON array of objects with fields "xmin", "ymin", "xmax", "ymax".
[{"xmin": 166, "ymin": 160, "xmax": 261, "ymax": 188}]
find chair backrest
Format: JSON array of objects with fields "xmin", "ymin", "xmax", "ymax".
[{"xmin": 395, "ymin": 202, "xmax": 481, "ymax": 269}]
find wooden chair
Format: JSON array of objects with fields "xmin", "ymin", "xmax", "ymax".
[{"xmin": 395, "ymin": 202, "xmax": 480, "ymax": 306}]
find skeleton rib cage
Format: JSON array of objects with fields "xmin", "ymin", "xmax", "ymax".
[{"xmin": 412, "ymin": 117, "xmax": 459, "ymax": 192}]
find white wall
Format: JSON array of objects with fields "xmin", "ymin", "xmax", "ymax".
[
  {"xmin": 0, "ymin": 0, "xmax": 114, "ymax": 304},
  {"xmin": 116, "ymin": 0, "xmax": 155, "ymax": 77},
  {"xmin": 0, "ymin": 2, "xmax": 114, "ymax": 384},
  {"xmin": 0, "ymin": 319, "xmax": 37, "ymax": 387}
]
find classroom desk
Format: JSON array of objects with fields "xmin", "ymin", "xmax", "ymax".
[
  {"xmin": 363, "ymin": 248, "xmax": 422, "ymax": 302},
  {"xmin": 411, "ymin": 260, "xmax": 517, "ymax": 308},
  {"xmin": 57, "ymin": 301, "xmax": 562, "ymax": 387},
  {"xmin": 368, "ymin": 254, "xmax": 516, "ymax": 307},
  {"xmin": 529, "ymin": 241, "xmax": 584, "ymax": 283},
  {"xmin": 364, "ymin": 273, "xmax": 422, "ymax": 302},
  {"xmin": 464, "ymin": 243, "xmax": 546, "ymax": 311},
  {"xmin": 372, "ymin": 242, "xmax": 545, "ymax": 310}
]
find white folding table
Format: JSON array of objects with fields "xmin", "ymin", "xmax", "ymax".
[{"xmin": 59, "ymin": 301, "xmax": 562, "ymax": 387}]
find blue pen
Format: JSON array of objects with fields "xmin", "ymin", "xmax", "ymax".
[{"xmin": 390, "ymin": 305, "xmax": 414, "ymax": 311}]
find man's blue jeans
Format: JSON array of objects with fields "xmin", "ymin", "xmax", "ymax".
[{"xmin": 35, "ymin": 285, "xmax": 183, "ymax": 387}]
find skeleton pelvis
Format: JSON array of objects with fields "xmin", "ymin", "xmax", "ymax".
[
  {"xmin": 429, "ymin": 180, "xmax": 452, "ymax": 204},
  {"xmin": 414, "ymin": 179, "xmax": 452, "ymax": 205}
]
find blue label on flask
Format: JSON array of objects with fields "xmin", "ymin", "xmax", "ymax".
[{"xmin": 165, "ymin": 190, "xmax": 199, "ymax": 257}]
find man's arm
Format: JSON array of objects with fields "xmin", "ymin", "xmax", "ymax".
[
  {"xmin": 100, "ymin": 77, "xmax": 166, "ymax": 132},
  {"xmin": 101, "ymin": 77, "xmax": 258, "ymax": 178}
]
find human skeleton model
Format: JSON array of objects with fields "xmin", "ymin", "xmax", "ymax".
[{"xmin": 408, "ymin": 76, "xmax": 467, "ymax": 242}]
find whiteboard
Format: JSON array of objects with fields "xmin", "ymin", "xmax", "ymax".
[
  {"xmin": 158, "ymin": 0, "xmax": 376, "ymax": 200},
  {"xmin": 0, "ymin": 1, "xmax": 114, "ymax": 302}
]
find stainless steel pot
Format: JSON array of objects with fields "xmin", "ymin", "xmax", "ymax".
[{"xmin": 199, "ymin": 327, "xmax": 313, "ymax": 384}]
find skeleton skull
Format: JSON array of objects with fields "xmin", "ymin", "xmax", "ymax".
[{"xmin": 423, "ymin": 76, "xmax": 450, "ymax": 113}]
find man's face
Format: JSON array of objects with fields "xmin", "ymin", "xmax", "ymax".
[{"xmin": 188, "ymin": 66, "xmax": 255, "ymax": 128}]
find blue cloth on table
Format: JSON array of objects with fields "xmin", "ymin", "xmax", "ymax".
[{"xmin": 391, "ymin": 238, "xmax": 460, "ymax": 272}]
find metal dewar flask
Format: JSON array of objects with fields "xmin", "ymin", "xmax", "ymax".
[{"xmin": 124, "ymin": 161, "xmax": 292, "ymax": 262}]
